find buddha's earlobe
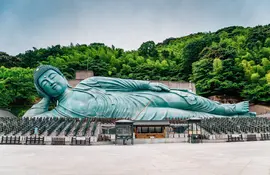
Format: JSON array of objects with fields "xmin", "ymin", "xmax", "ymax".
[{"xmin": 64, "ymin": 77, "xmax": 72, "ymax": 88}]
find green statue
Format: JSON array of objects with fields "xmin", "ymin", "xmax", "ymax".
[{"xmin": 23, "ymin": 65, "xmax": 254, "ymax": 120}]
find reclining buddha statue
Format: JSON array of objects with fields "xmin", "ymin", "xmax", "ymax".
[{"xmin": 23, "ymin": 65, "xmax": 254, "ymax": 120}]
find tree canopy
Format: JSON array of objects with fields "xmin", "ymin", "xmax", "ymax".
[{"xmin": 2, "ymin": 24, "xmax": 270, "ymax": 116}]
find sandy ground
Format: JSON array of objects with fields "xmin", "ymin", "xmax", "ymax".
[{"xmin": 0, "ymin": 141, "xmax": 270, "ymax": 175}]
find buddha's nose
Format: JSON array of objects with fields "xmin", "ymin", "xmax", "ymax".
[{"xmin": 47, "ymin": 78, "xmax": 54, "ymax": 84}]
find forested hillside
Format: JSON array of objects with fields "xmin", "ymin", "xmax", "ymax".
[{"xmin": 1, "ymin": 24, "xmax": 270, "ymax": 116}]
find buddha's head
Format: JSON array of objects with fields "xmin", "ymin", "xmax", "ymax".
[{"xmin": 34, "ymin": 65, "xmax": 69, "ymax": 98}]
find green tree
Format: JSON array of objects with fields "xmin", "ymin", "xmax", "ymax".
[
  {"xmin": 138, "ymin": 41, "xmax": 158, "ymax": 58},
  {"xmin": 213, "ymin": 58, "xmax": 223, "ymax": 73}
]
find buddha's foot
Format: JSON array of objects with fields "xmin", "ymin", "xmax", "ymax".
[{"xmin": 235, "ymin": 101, "xmax": 249, "ymax": 114}]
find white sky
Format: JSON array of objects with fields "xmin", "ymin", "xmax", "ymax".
[{"xmin": 1, "ymin": 0, "xmax": 270, "ymax": 55}]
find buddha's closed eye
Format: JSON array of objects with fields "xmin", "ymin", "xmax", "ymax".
[
  {"xmin": 41, "ymin": 81, "xmax": 48, "ymax": 86},
  {"xmin": 49, "ymin": 73, "xmax": 56, "ymax": 79}
]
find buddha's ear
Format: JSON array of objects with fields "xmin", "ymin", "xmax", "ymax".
[
  {"xmin": 37, "ymin": 91, "xmax": 49, "ymax": 100},
  {"xmin": 64, "ymin": 77, "xmax": 72, "ymax": 88},
  {"xmin": 42, "ymin": 95, "xmax": 53, "ymax": 102}
]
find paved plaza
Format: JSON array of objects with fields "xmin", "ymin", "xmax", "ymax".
[{"xmin": 1, "ymin": 141, "xmax": 270, "ymax": 175}]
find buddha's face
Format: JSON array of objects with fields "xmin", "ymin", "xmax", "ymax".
[{"xmin": 38, "ymin": 70, "xmax": 67, "ymax": 97}]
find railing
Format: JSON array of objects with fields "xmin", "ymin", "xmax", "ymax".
[
  {"xmin": 25, "ymin": 136, "xmax": 45, "ymax": 145},
  {"xmin": 246, "ymin": 134, "xmax": 257, "ymax": 141},
  {"xmin": 227, "ymin": 134, "xmax": 243, "ymax": 142},
  {"xmin": 0, "ymin": 136, "xmax": 21, "ymax": 144},
  {"xmin": 260, "ymin": 133, "xmax": 270, "ymax": 141},
  {"xmin": 70, "ymin": 137, "xmax": 91, "ymax": 145},
  {"xmin": 51, "ymin": 137, "xmax": 65, "ymax": 145}
]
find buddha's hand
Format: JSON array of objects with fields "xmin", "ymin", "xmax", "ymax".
[{"xmin": 148, "ymin": 82, "xmax": 170, "ymax": 92}]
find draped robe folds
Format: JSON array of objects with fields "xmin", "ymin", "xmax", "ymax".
[{"xmin": 24, "ymin": 77, "xmax": 254, "ymax": 119}]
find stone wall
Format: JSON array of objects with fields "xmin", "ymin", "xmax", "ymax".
[
  {"xmin": 75, "ymin": 70, "xmax": 94, "ymax": 80},
  {"xmin": 0, "ymin": 109, "xmax": 16, "ymax": 118},
  {"xmin": 250, "ymin": 105, "xmax": 270, "ymax": 115},
  {"xmin": 68, "ymin": 70, "xmax": 94, "ymax": 87}
]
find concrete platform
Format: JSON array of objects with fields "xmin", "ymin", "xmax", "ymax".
[{"xmin": 1, "ymin": 141, "xmax": 270, "ymax": 175}]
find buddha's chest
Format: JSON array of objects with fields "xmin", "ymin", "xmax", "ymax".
[{"xmin": 59, "ymin": 91, "xmax": 98, "ymax": 116}]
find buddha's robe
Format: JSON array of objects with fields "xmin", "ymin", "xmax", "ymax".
[{"xmin": 32, "ymin": 77, "xmax": 252, "ymax": 119}]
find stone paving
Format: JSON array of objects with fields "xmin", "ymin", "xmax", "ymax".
[{"xmin": 1, "ymin": 141, "xmax": 270, "ymax": 175}]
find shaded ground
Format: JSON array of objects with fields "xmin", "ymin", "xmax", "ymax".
[{"xmin": 0, "ymin": 141, "xmax": 270, "ymax": 175}]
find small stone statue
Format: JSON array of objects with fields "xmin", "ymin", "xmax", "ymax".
[{"xmin": 23, "ymin": 65, "xmax": 254, "ymax": 119}]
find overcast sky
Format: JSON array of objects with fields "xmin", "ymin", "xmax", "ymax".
[{"xmin": 1, "ymin": 0, "xmax": 270, "ymax": 55}]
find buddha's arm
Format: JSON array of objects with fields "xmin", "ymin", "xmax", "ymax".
[
  {"xmin": 22, "ymin": 98, "xmax": 50, "ymax": 118},
  {"xmin": 77, "ymin": 76, "xmax": 170, "ymax": 92}
]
